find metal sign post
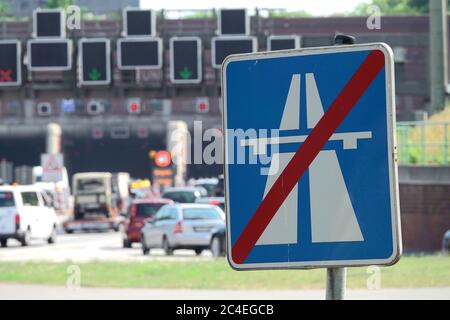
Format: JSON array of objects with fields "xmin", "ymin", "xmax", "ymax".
[
  {"xmin": 326, "ymin": 268, "xmax": 347, "ymax": 300},
  {"xmin": 222, "ymin": 34, "xmax": 401, "ymax": 300},
  {"xmin": 324, "ymin": 34, "xmax": 356, "ymax": 301}
]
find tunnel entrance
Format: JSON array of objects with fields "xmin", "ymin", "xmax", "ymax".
[{"xmin": 64, "ymin": 135, "xmax": 165, "ymax": 179}]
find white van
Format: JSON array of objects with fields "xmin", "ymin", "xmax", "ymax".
[{"xmin": 0, "ymin": 185, "xmax": 58, "ymax": 247}]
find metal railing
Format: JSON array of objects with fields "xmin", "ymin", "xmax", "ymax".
[{"xmin": 397, "ymin": 121, "xmax": 450, "ymax": 165}]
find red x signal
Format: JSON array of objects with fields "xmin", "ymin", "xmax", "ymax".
[{"xmin": 0, "ymin": 69, "xmax": 13, "ymax": 82}]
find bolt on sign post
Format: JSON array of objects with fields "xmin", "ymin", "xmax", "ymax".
[
  {"xmin": 78, "ymin": 38, "xmax": 111, "ymax": 86},
  {"xmin": 0, "ymin": 40, "xmax": 21, "ymax": 87},
  {"xmin": 222, "ymin": 42, "xmax": 402, "ymax": 300},
  {"xmin": 170, "ymin": 37, "xmax": 202, "ymax": 84}
]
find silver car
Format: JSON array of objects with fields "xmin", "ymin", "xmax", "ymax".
[{"xmin": 140, "ymin": 203, "xmax": 225, "ymax": 255}]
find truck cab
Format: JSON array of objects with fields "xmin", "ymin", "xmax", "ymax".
[{"xmin": 72, "ymin": 172, "xmax": 116, "ymax": 220}]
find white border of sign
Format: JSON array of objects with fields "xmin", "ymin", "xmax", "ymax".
[
  {"xmin": 78, "ymin": 38, "xmax": 111, "ymax": 86},
  {"xmin": 211, "ymin": 36, "xmax": 257, "ymax": 69},
  {"xmin": 122, "ymin": 7, "xmax": 156, "ymax": 37},
  {"xmin": 267, "ymin": 35, "xmax": 301, "ymax": 51},
  {"xmin": 27, "ymin": 38, "xmax": 72, "ymax": 71},
  {"xmin": 116, "ymin": 37, "xmax": 163, "ymax": 70},
  {"xmin": 169, "ymin": 36, "xmax": 202, "ymax": 84},
  {"xmin": 222, "ymin": 43, "xmax": 402, "ymax": 270},
  {"xmin": 32, "ymin": 8, "xmax": 66, "ymax": 39},
  {"xmin": 0, "ymin": 40, "xmax": 21, "ymax": 87},
  {"xmin": 217, "ymin": 8, "xmax": 250, "ymax": 36}
]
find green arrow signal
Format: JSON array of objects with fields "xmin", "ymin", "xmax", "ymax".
[
  {"xmin": 179, "ymin": 66, "xmax": 193, "ymax": 80},
  {"xmin": 88, "ymin": 68, "xmax": 102, "ymax": 81}
]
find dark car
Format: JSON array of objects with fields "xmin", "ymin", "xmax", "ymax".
[
  {"xmin": 121, "ymin": 198, "xmax": 173, "ymax": 248},
  {"xmin": 210, "ymin": 225, "xmax": 226, "ymax": 257},
  {"xmin": 443, "ymin": 230, "xmax": 450, "ymax": 253},
  {"xmin": 214, "ymin": 175, "xmax": 224, "ymax": 197},
  {"xmin": 161, "ymin": 187, "xmax": 206, "ymax": 203}
]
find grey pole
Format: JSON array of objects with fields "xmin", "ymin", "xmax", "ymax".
[
  {"xmin": 429, "ymin": 0, "xmax": 448, "ymax": 114},
  {"xmin": 326, "ymin": 267, "xmax": 347, "ymax": 300},
  {"xmin": 46, "ymin": 122, "xmax": 62, "ymax": 154},
  {"xmin": 323, "ymin": 34, "xmax": 355, "ymax": 301}
]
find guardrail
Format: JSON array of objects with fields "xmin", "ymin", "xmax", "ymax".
[{"xmin": 397, "ymin": 121, "xmax": 450, "ymax": 165}]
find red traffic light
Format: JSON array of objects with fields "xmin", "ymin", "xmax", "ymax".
[
  {"xmin": 154, "ymin": 150, "xmax": 172, "ymax": 168},
  {"xmin": 130, "ymin": 102, "xmax": 139, "ymax": 112}
]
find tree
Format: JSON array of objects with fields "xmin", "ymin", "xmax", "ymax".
[
  {"xmin": 0, "ymin": 0, "xmax": 9, "ymax": 16},
  {"xmin": 45, "ymin": 0, "xmax": 74, "ymax": 9},
  {"xmin": 351, "ymin": 0, "xmax": 434, "ymax": 16},
  {"xmin": 269, "ymin": 10, "xmax": 312, "ymax": 18}
]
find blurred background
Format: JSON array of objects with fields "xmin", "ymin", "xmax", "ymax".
[{"xmin": 0, "ymin": 0, "xmax": 448, "ymax": 299}]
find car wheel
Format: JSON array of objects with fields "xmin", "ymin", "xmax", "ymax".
[
  {"xmin": 211, "ymin": 236, "xmax": 222, "ymax": 257},
  {"xmin": 123, "ymin": 238, "xmax": 132, "ymax": 248},
  {"xmin": 162, "ymin": 237, "xmax": 173, "ymax": 256},
  {"xmin": 0, "ymin": 239, "xmax": 7, "ymax": 248},
  {"xmin": 20, "ymin": 229, "xmax": 31, "ymax": 247},
  {"xmin": 47, "ymin": 226, "xmax": 57, "ymax": 244},
  {"xmin": 141, "ymin": 235, "xmax": 149, "ymax": 255}
]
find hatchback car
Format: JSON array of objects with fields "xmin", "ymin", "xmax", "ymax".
[
  {"xmin": 121, "ymin": 198, "xmax": 173, "ymax": 248},
  {"xmin": 0, "ymin": 185, "xmax": 58, "ymax": 247},
  {"xmin": 195, "ymin": 197, "xmax": 225, "ymax": 211},
  {"xmin": 140, "ymin": 203, "xmax": 225, "ymax": 255}
]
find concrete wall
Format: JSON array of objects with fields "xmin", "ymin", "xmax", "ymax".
[{"xmin": 399, "ymin": 165, "xmax": 450, "ymax": 252}]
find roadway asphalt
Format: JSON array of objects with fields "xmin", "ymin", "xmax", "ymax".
[
  {"xmin": 0, "ymin": 230, "xmax": 212, "ymax": 262},
  {"xmin": 0, "ymin": 283, "xmax": 449, "ymax": 300}
]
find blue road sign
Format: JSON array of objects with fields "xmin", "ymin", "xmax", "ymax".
[{"xmin": 222, "ymin": 43, "xmax": 402, "ymax": 270}]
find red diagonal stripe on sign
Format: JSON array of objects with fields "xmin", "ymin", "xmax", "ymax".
[{"xmin": 231, "ymin": 50, "xmax": 386, "ymax": 264}]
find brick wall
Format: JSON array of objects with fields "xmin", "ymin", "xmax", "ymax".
[{"xmin": 400, "ymin": 182, "xmax": 450, "ymax": 252}]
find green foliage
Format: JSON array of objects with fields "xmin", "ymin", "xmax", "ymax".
[
  {"xmin": 45, "ymin": 0, "xmax": 74, "ymax": 9},
  {"xmin": 0, "ymin": 0, "xmax": 8, "ymax": 16},
  {"xmin": 351, "ymin": 0, "xmax": 432, "ymax": 16},
  {"xmin": 397, "ymin": 106, "xmax": 450, "ymax": 165},
  {"xmin": 269, "ymin": 10, "xmax": 312, "ymax": 18},
  {"xmin": 181, "ymin": 11, "xmax": 214, "ymax": 19},
  {"xmin": 0, "ymin": 255, "xmax": 448, "ymax": 289}
]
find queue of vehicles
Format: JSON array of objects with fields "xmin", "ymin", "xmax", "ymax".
[
  {"xmin": 0, "ymin": 172, "xmax": 227, "ymax": 257},
  {"xmin": 122, "ymin": 180, "xmax": 227, "ymax": 257}
]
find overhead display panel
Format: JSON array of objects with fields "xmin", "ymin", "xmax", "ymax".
[
  {"xmin": 78, "ymin": 38, "xmax": 111, "ymax": 86},
  {"xmin": 27, "ymin": 39, "xmax": 72, "ymax": 71},
  {"xmin": 0, "ymin": 40, "xmax": 21, "ymax": 86},
  {"xmin": 218, "ymin": 8, "xmax": 249, "ymax": 35},
  {"xmin": 170, "ymin": 37, "xmax": 202, "ymax": 84},
  {"xmin": 268, "ymin": 36, "xmax": 301, "ymax": 51},
  {"xmin": 211, "ymin": 37, "xmax": 257, "ymax": 68},
  {"xmin": 117, "ymin": 38, "xmax": 162, "ymax": 70},
  {"xmin": 33, "ymin": 9, "xmax": 66, "ymax": 38},
  {"xmin": 123, "ymin": 8, "xmax": 155, "ymax": 37}
]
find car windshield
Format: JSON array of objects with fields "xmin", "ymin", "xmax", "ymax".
[
  {"xmin": 77, "ymin": 178, "xmax": 105, "ymax": 192},
  {"xmin": 0, "ymin": 192, "xmax": 15, "ymax": 207},
  {"xmin": 163, "ymin": 191, "xmax": 196, "ymax": 203},
  {"xmin": 182, "ymin": 207, "xmax": 222, "ymax": 220},
  {"xmin": 136, "ymin": 203, "xmax": 165, "ymax": 218}
]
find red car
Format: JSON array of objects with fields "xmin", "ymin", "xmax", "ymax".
[{"xmin": 121, "ymin": 198, "xmax": 173, "ymax": 248}]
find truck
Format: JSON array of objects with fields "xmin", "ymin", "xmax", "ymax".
[{"xmin": 63, "ymin": 172, "xmax": 130, "ymax": 233}]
